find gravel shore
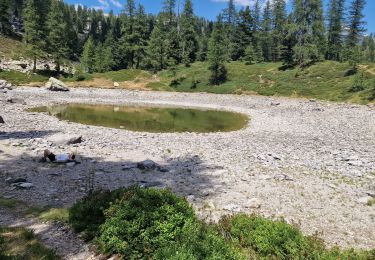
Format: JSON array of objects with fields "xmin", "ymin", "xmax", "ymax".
[{"xmin": 1, "ymin": 87, "xmax": 374, "ymax": 250}]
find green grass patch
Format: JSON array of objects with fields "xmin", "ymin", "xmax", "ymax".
[
  {"xmin": 0, "ymin": 36, "xmax": 33, "ymax": 60},
  {"xmin": 69, "ymin": 187, "xmax": 375, "ymax": 259},
  {"xmin": 0, "ymin": 70, "xmax": 49, "ymax": 85},
  {"xmin": 0, "ymin": 196, "xmax": 19, "ymax": 209},
  {"xmin": 0, "ymin": 227, "xmax": 59, "ymax": 259},
  {"xmin": 22, "ymin": 206, "xmax": 69, "ymax": 223},
  {"xmin": 92, "ymin": 69, "xmax": 152, "ymax": 82},
  {"xmin": 155, "ymin": 61, "xmax": 375, "ymax": 104}
]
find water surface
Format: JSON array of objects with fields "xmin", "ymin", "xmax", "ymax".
[{"xmin": 29, "ymin": 104, "xmax": 248, "ymax": 133}]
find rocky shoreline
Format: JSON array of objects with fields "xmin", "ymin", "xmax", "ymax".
[{"xmin": 1, "ymin": 87, "xmax": 374, "ymax": 250}]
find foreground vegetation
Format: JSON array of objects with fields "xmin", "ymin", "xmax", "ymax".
[
  {"xmin": 0, "ymin": 227, "xmax": 59, "ymax": 259},
  {"xmin": 68, "ymin": 186, "xmax": 375, "ymax": 259}
]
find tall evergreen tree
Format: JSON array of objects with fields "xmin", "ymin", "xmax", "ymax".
[
  {"xmin": 271, "ymin": 0, "xmax": 287, "ymax": 61},
  {"xmin": 46, "ymin": 0, "xmax": 69, "ymax": 71},
  {"xmin": 0, "ymin": 0, "xmax": 12, "ymax": 35},
  {"xmin": 292, "ymin": 0, "xmax": 324, "ymax": 66},
  {"xmin": 180, "ymin": 0, "xmax": 198, "ymax": 66},
  {"xmin": 133, "ymin": 4, "xmax": 149, "ymax": 69},
  {"xmin": 23, "ymin": 0, "xmax": 49, "ymax": 72},
  {"xmin": 235, "ymin": 6, "xmax": 253, "ymax": 60},
  {"xmin": 261, "ymin": 1, "xmax": 272, "ymax": 62},
  {"xmin": 347, "ymin": 0, "xmax": 366, "ymax": 48},
  {"xmin": 326, "ymin": 0, "xmax": 345, "ymax": 61},
  {"xmin": 119, "ymin": 0, "xmax": 137, "ymax": 68},
  {"xmin": 208, "ymin": 16, "xmax": 228, "ymax": 85},
  {"xmin": 147, "ymin": 15, "xmax": 167, "ymax": 71},
  {"xmin": 81, "ymin": 36, "xmax": 96, "ymax": 73}
]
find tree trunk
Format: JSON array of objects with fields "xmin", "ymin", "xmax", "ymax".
[{"xmin": 33, "ymin": 56, "xmax": 37, "ymax": 73}]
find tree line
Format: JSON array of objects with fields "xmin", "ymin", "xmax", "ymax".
[{"xmin": 0, "ymin": 0, "xmax": 373, "ymax": 85}]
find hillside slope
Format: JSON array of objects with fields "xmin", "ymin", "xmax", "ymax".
[{"xmin": 150, "ymin": 61, "xmax": 375, "ymax": 104}]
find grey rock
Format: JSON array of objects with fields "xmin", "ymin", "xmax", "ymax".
[
  {"xmin": 137, "ymin": 159, "xmax": 158, "ymax": 170},
  {"xmin": 0, "ymin": 80, "xmax": 12, "ymax": 90},
  {"xmin": 357, "ymin": 196, "xmax": 372, "ymax": 205},
  {"xmin": 15, "ymin": 182, "xmax": 34, "ymax": 189},
  {"xmin": 7, "ymin": 98, "xmax": 26, "ymax": 105},
  {"xmin": 48, "ymin": 134, "xmax": 83, "ymax": 146},
  {"xmin": 67, "ymin": 136, "xmax": 82, "ymax": 145},
  {"xmin": 223, "ymin": 204, "xmax": 242, "ymax": 212},
  {"xmin": 45, "ymin": 77, "xmax": 69, "ymax": 92},
  {"xmin": 247, "ymin": 198, "xmax": 262, "ymax": 209},
  {"xmin": 347, "ymin": 160, "xmax": 363, "ymax": 167},
  {"xmin": 8, "ymin": 178, "xmax": 27, "ymax": 184}
]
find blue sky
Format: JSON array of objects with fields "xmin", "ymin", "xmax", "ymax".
[{"xmin": 65, "ymin": 0, "xmax": 375, "ymax": 33}]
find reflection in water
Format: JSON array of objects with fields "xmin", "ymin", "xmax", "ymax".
[{"xmin": 28, "ymin": 104, "xmax": 249, "ymax": 133}]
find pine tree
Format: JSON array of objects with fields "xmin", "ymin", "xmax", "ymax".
[
  {"xmin": 347, "ymin": 0, "xmax": 366, "ymax": 48},
  {"xmin": 0, "ymin": 0, "xmax": 12, "ymax": 35},
  {"xmin": 47, "ymin": 0, "xmax": 69, "ymax": 71},
  {"xmin": 81, "ymin": 36, "xmax": 96, "ymax": 73},
  {"xmin": 119, "ymin": 0, "xmax": 136, "ymax": 68},
  {"xmin": 23, "ymin": 0, "xmax": 49, "ymax": 72},
  {"xmin": 346, "ymin": 0, "xmax": 366, "ymax": 68},
  {"xmin": 101, "ymin": 34, "xmax": 116, "ymax": 72},
  {"xmin": 133, "ymin": 4, "xmax": 149, "ymax": 69},
  {"xmin": 261, "ymin": 1, "xmax": 272, "ymax": 62},
  {"xmin": 147, "ymin": 16, "xmax": 167, "ymax": 71},
  {"xmin": 280, "ymin": 15, "xmax": 297, "ymax": 69},
  {"xmin": 244, "ymin": 44, "xmax": 256, "ymax": 65},
  {"xmin": 180, "ymin": 0, "xmax": 198, "ymax": 66},
  {"xmin": 252, "ymin": 0, "xmax": 261, "ymax": 45},
  {"xmin": 235, "ymin": 6, "xmax": 253, "ymax": 61},
  {"xmin": 163, "ymin": 0, "xmax": 180, "ymax": 66},
  {"xmin": 223, "ymin": 0, "xmax": 238, "ymax": 60},
  {"xmin": 292, "ymin": 0, "xmax": 324, "ymax": 66},
  {"xmin": 326, "ymin": 0, "xmax": 345, "ymax": 61},
  {"xmin": 310, "ymin": 0, "xmax": 326, "ymax": 56},
  {"xmin": 208, "ymin": 16, "xmax": 228, "ymax": 85},
  {"xmin": 271, "ymin": 0, "xmax": 287, "ymax": 61}
]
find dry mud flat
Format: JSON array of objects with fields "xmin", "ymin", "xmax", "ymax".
[{"xmin": 0, "ymin": 87, "xmax": 375, "ymax": 250}]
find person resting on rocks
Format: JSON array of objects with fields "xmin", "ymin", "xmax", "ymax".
[{"xmin": 40, "ymin": 149, "xmax": 76, "ymax": 163}]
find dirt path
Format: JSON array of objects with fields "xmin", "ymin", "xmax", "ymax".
[{"xmin": 0, "ymin": 207, "xmax": 97, "ymax": 259}]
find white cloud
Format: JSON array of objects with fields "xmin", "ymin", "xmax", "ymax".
[
  {"xmin": 109, "ymin": 0, "xmax": 123, "ymax": 8},
  {"xmin": 211, "ymin": 0, "xmax": 255, "ymax": 7},
  {"xmin": 92, "ymin": 0, "xmax": 110, "ymax": 10}
]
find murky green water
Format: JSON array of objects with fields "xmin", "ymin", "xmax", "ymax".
[{"xmin": 28, "ymin": 104, "xmax": 248, "ymax": 133}]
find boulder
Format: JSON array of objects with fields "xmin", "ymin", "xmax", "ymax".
[
  {"xmin": 0, "ymin": 80, "xmax": 12, "ymax": 90},
  {"xmin": 113, "ymin": 82, "xmax": 120, "ymax": 87},
  {"xmin": 137, "ymin": 159, "xmax": 158, "ymax": 170},
  {"xmin": 45, "ymin": 77, "xmax": 69, "ymax": 92},
  {"xmin": 48, "ymin": 134, "xmax": 83, "ymax": 146},
  {"xmin": 0, "ymin": 116, "xmax": 4, "ymax": 123}
]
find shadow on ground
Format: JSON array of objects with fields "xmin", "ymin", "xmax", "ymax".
[
  {"xmin": 0, "ymin": 149, "xmax": 223, "ymax": 258},
  {"xmin": 0, "ymin": 130, "xmax": 59, "ymax": 140}
]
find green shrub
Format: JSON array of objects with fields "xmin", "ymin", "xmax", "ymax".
[
  {"xmin": 69, "ymin": 189, "xmax": 126, "ymax": 240},
  {"xmin": 219, "ymin": 214, "xmax": 312, "ymax": 259},
  {"xmin": 0, "ymin": 233, "xmax": 6, "ymax": 259},
  {"xmin": 350, "ymin": 72, "xmax": 365, "ymax": 92},
  {"xmin": 154, "ymin": 221, "xmax": 245, "ymax": 260},
  {"xmin": 98, "ymin": 186, "xmax": 196, "ymax": 258}
]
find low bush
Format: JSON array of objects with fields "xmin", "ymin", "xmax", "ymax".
[
  {"xmin": 154, "ymin": 221, "xmax": 245, "ymax": 260},
  {"xmin": 218, "ymin": 214, "xmax": 375, "ymax": 260},
  {"xmin": 70, "ymin": 187, "xmax": 375, "ymax": 259},
  {"xmin": 98, "ymin": 186, "xmax": 197, "ymax": 258},
  {"xmin": 69, "ymin": 189, "xmax": 126, "ymax": 240}
]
